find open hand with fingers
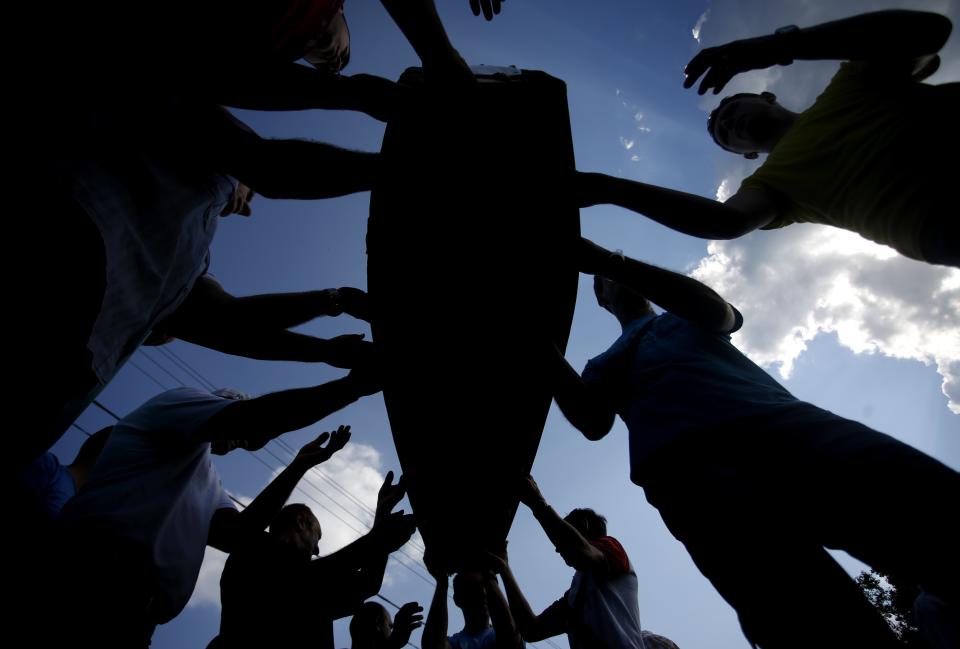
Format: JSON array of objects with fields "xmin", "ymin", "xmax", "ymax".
[
  {"xmin": 684, "ymin": 35, "xmax": 785, "ymax": 95},
  {"xmin": 389, "ymin": 601, "xmax": 425, "ymax": 649},
  {"xmin": 470, "ymin": 0, "xmax": 506, "ymax": 21},
  {"xmin": 293, "ymin": 424, "xmax": 351, "ymax": 467},
  {"xmin": 375, "ymin": 471, "xmax": 407, "ymax": 522}
]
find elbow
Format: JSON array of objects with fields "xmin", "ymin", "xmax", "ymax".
[
  {"xmin": 580, "ymin": 412, "xmax": 614, "ymax": 441},
  {"xmin": 519, "ymin": 627, "xmax": 549, "ymax": 644},
  {"xmin": 711, "ymin": 218, "xmax": 760, "ymax": 240}
]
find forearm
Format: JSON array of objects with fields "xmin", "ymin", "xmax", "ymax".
[
  {"xmin": 230, "ymin": 139, "xmax": 382, "ymax": 199},
  {"xmin": 234, "ymin": 460, "xmax": 310, "ymax": 538},
  {"xmin": 548, "ymin": 348, "xmax": 615, "ymax": 441},
  {"xmin": 181, "ymin": 329, "xmax": 338, "ymax": 363},
  {"xmin": 378, "ymin": 0, "xmax": 459, "ymax": 67},
  {"xmin": 226, "ymin": 289, "xmax": 339, "ymax": 328},
  {"xmin": 204, "ymin": 377, "xmax": 364, "ymax": 444},
  {"xmin": 422, "ymin": 580, "xmax": 450, "ymax": 649},
  {"xmin": 579, "ymin": 172, "xmax": 755, "ymax": 239},
  {"xmin": 528, "ymin": 501, "xmax": 597, "ymax": 566},
  {"xmin": 781, "ymin": 10, "xmax": 951, "ymax": 62},
  {"xmin": 487, "ymin": 579, "xmax": 523, "ymax": 649},
  {"xmin": 212, "ymin": 65, "xmax": 369, "ymax": 111},
  {"xmin": 354, "ymin": 553, "xmax": 391, "ymax": 601},
  {"xmin": 497, "ymin": 567, "xmax": 540, "ymax": 639},
  {"xmin": 595, "ymin": 254, "xmax": 735, "ymax": 332}
]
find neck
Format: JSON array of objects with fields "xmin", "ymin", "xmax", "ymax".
[
  {"xmin": 764, "ymin": 110, "xmax": 798, "ymax": 152},
  {"xmin": 462, "ymin": 612, "xmax": 490, "ymax": 634}
]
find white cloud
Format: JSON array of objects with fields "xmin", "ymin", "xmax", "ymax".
[
  {"xmin": 689, "ymin": 0, "xmax": 960, "ymax": 415},
  {"xmin": 620, "ymin": 137, "xmax": 636, "ymax": 150},
  {"xmin": 188, "ymin": 546, "xmax": 230, "ymax": 609},
  {"xmin": 691, "ymin": 224, "xmax": 960, "ymax": 413},
  {"xmin": 692, "ymin": 9, "xmax": 710, "ymax": 43}
]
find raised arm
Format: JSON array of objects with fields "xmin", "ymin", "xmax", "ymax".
[
  {"xmin": 578, "ymin": 238, "xmax": 739, "ymax": 333},
  {"xmin": 185, "ymin": 106, "xmax": 382, "ymax": 200},
  {"xmin": 197, "ymin": 364, "xmax": 381, "ymax": 449},
  {"xmin": 576, "ymin": 171, "xmax": 777, "ymax": 240},
  {"xmin": 519, "ymin": 477, "xmax": 607, "ymax": 573},
  {"xmin": 155, "ymin": 277, "xmax": 373, "ymax": 368},
  {"xmin": 545, "ymin": 342, "xmax": 616, "ymax": 442},
  {"xmin": 484, "ymin": 569, "xmax": 524, "ymax": 649},
  {"xmin": 684, "ymin": 10, "xmax": 953, "ymax": 95},
  {"xmin": 311, "ymin": 472, "xmax": 416, "ymax": 617},
  {"xmin": 421, "ymin": 557, "xmax": 453, "ymax": 649},
  {"xmin": 208, "ymin": 426, "xmax": 351, "ymax": 552},
  {"xmin": 212, "ymin": 66, "xmax": 400, "ymax": 122},
  {"xmin": 486, "ymin": 550, "xmax": 567, "ymax": 643},
  {"xmin": 377, "ymin": 0, "xmax": 473, "ymax": 83}
]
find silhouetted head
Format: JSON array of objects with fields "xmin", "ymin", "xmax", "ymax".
[
  {"xmin": 564, "ymin": 508, "xmax": 607, "ymax": 541},
  {"xmin": 302, "ymin": 7, "xmax": 351, "ymax": 73},
  {"xmin": 271, "ymin": 503, "xmax": 322, "ymax": 557},
  {"xmin": 708, "ymin": 92, "xmax": 795, "ymax": 159},
  {"xmin": 350, "ymin": 601, "xmax": 392, "ymax": 649},
  {"xmin": 593, "ymin": 275, "xmax": 654, "ymax": 326},
  {"xmin": 453, "ymin": 570, "xmax": 489, "ymax": 620}
]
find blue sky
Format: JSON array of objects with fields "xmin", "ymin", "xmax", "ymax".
[{"xmin": 54, "ymin": 1, "xmax": 959, "ymax": 647}]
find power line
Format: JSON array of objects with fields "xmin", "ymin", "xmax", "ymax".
[
  {"xmin": 128, "ymin": 358, "xmax": 171, "ymax": 390},
  {"xmin": 157, "ymin": 345, "xmax": 218, "ymax": 391},
  {"xmin": 139, "ymin": 348, "xmax": 187, "ymax": 386},
  {"xmin": 92, "ymin": 399, "xmax": 122, "ymax": 421},
  {"xmin": 71, "ymin": 422, "xmax": 93, "ymax": 437}
]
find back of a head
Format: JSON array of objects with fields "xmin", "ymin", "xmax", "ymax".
[
  {"xmin": 350, "ymin": 601, "xmax": 391, "ymax": 649},
  {"xmin": 594, "ymin": 275, "xmax": 653, "ymax": 321},
  {"xmin": 270, "ymin": 503, "xmax": 313, "ymax": 536},
  {"xmin": 564, "ymin": 508, "xmax": 608, "ymax": 540}
]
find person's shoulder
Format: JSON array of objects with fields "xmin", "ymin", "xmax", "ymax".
[{"xmin": 590, "ymin": 536, "xmax": 631, "ymax": 575}]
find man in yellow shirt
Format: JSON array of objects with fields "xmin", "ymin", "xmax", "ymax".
[{"xmin": 577, "ymin": 10, "xmax": 958, "ymax": 267}]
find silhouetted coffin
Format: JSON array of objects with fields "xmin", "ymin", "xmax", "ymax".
[{"xmin": 368, "ymin": 68, "xmax": 579, "ymax": 572}]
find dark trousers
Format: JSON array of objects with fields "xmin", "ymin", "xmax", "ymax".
[{"xmin": 638, "ymin": 404, "xmax": 960, "ymax": 649}]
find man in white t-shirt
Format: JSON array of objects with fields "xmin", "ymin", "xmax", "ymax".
[
  {"xmin": 491, "ymin": 476, "xmax": 659, "ymax": 649},
  {"xmin": 56, "ymin": 372, "xmax": 378, "ymax": 648}
]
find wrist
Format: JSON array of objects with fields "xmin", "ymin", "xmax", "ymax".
[
  {"xmin": 318, "ymin": 288, "xmax": 341, "ymax": 315},
  {"xmin": 771, "ymin": 25, "xmax": 799, "ymax": 65}
]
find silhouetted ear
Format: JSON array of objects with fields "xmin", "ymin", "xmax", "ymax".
[
  {"xmin": 761, "ymin": 91, "xmax": 777, "ymax": 103},
  {"xmin": 744, "ymin": 152, "xmax": 759, "ymax": 160}
]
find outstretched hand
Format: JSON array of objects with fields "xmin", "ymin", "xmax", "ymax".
[
  {"xmin": 322, "ymin": 333, "xmax": 375, "ymax": 369},
  {"xmin": 389, "ymin": 602, "xmax": 425, "ymax": 649},
  {"xmin": 295, "ymin": 424, "xmax": 351, "ymax": 467},
  {"xmin": 376, "ymin": 470, "xmax": 407, "ymax": 522},
  {"xmin": 470, "ymin": 0, "xmax": 506, "ymax": 21},
  {"xmin": 684, "ymin": 35, "xmax": 784, "ymax": 95}
]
